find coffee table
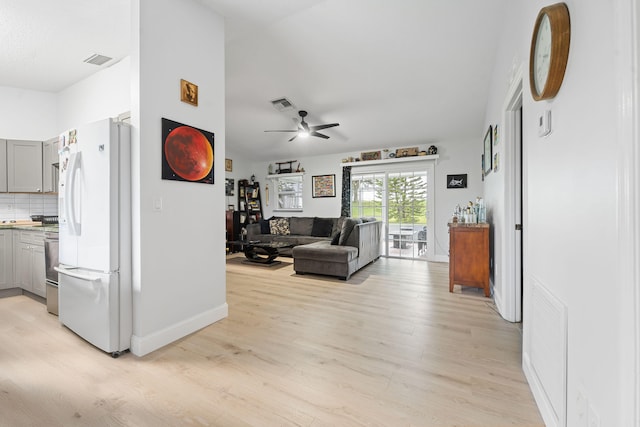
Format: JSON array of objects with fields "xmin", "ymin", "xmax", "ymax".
[{"xmin": 234, "ymin": 241, "xmax": 293, "ymax": 266}]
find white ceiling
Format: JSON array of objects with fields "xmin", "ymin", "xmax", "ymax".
[{"xmin": 0, "ymin": 0, "xmax": 509, "ymax": 161}]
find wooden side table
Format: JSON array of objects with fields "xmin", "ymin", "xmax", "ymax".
[{"xmin": 448, "ymin": 223, "xmax": 490, "ymax": 297}]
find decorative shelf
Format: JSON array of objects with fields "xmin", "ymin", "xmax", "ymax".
[
  {"xmin": 266, "ymin": 172, "xmax": 305, "ymax": 179},
  {"xmin": 340, "ymin": 154, "xmax": 439, "ymax": 167}
]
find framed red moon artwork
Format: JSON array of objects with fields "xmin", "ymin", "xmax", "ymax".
[{"xmin": 161, "ymin": 118, "xmax": 214, "ymax": 184}]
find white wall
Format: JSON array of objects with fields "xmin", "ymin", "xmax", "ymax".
[
  {"xmin": 57, "ymin": 57, "xmax": 131, "ymax": 132},
  {"xmin": 246, "ymin": 141, "xmax": 480, "ymax": 261},
  {"xmin": 129, "ymin": 0, "xmax": 227, "ymax": 356},
  {"xmin": 0, "ymin": 87, "xmax": 57, "ymax": 140},
  {"xmin": 483, "ymin": 0, "xmax": 637, "ymax": 425}
]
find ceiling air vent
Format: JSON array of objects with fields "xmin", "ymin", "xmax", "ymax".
[
  {"xmin": 83, "ymin": 54, "xmax": 112, "ymax": 66},
  {"xmin": 270, "ymin": 97, "xmax": 295, "ymax": 112}
]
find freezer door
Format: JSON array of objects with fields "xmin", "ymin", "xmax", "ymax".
[
  {"xmin": 57, "ymin": 266, "xmax": 131, "ymax": 354},
  {"xmin": 58, "ymin": 119, "xmax": 121, "ymax": 272}
]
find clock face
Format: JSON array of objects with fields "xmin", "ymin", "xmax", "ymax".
[{"xmin": 533, "ymin": 14, "xmax": 552, "ymax": 94}]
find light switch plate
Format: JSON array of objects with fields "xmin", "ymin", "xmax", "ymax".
[{"xmin": 538, "ymin": 110, "xmax": 552, "ymax": 137}]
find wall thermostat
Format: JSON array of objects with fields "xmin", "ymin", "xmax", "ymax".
[{"xmin": 538, "ymin": 110, "xmax": 552, "ymax": 137}]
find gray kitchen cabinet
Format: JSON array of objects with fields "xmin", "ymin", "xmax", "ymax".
[
  {"xmin": 7, "ymin": 140, "xmax": 43, "ymax": 193},
  {"xmin": 0, "ymin": 230, "xmax": 13, "ymax": 289},
  {"xmin": 0, "ymin": 139, "xmax": 7, "ymax": 192},
  {"xmin": 42, "ymin": 137, "xmax": 59, "ymax": 193},
  {"xmin": 14, "ymin": 230, "xmax": 46, "ymax": 297}
]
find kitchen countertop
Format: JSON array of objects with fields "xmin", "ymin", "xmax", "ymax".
[{"xmin": 0, "ymin": 223, "xmax": 59, "ymax": 232}]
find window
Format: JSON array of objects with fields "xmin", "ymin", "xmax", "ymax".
[{"xmin": 271, "ymin": 174, "xmax": 303, "ymax": 212}]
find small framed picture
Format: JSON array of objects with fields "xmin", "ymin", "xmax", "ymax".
[
  {"xmin": 447, "ymin": 174, "xmax": 468, "ymax": 189},
  {"xmin": 483, "ymin": 125, "xmax": 493, "ymax": 175},
  {"xmin": 395, "ymin": 147, "xmax": 419, "ymax": 157},
  {"xmin": 225, "ymin": 178, "xmax": 235, "ymax": 196},
  {"xmin": 225, "ymin": 158, "xmax": 233, "ymax": 172},
  {"xmin": 361, "ymin": 151, "xmax": 381, "ymax": 161},
  {"xmin": 312, "ymin": 174, "xmax": 336, "ymax": 198},
  {"xmin": 180, "ymin": 79, "xmax": 198, "ymax": 106}
]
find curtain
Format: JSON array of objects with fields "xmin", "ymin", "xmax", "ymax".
[{"xmin": 340, "ymin": 166, "xmax": 351, "ymax": 217}]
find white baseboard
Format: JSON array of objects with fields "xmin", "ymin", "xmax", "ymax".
[
  {"xmin": 432, "ymin": 254, "xmax": 449, "ymax": 263},
  {"xmin": 130, "ymin": 303, "xmax": 228, "ymax": 356},
  {"xmin": 523, "ymin": 353, "xmax": 562, "ymax": 427}
]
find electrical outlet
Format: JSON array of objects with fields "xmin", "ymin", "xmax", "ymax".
[{"xmin": 588, "ymin": 404, "xmax": 600, "ymax": 427}]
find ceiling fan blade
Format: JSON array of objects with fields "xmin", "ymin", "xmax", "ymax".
[
  {"xmin": 264, "ymin": 130, "xmax": 298, "ymax": 133},
  {"xmin": 288, "ymin": 134, "xmax": 298, "ymax": 142},
  {"xmin": 310, "ymin": 131, "xmax": 330, "ymax": 139},
  {"xmin": 310, "ymin": 123, "xmax": 339, "ymax": 131},
  {"xmin": 300, "ymin": 120, "xmax": 310, "ymax": 132}
]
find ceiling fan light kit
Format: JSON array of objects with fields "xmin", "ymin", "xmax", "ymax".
[{"xmin": 265, "ymin": 110, "xmax": 339, "ymax": 142}]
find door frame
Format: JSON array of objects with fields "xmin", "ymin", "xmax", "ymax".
[
  {"xmin": 615, "ymin": 0, "xmax": 639, "ymax": 422},
  {"xmin": 499, "ymin": 64, "xmax": 524, "ymax": 323}
]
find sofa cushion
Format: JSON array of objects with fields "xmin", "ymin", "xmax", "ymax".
[
  {"xmin": 311, "ymin": 217, "xmax": 334, "ymax": 237},
  {"xmin": 292, "ymin": 241, "xmax": 358, "ymax": 263},
  {"xmin": 270, "ymin": 218, "xmax": 290, "ymax": 235},
  {"xmin": 290, "ymin": 217, "xmax": 315, "ymax": 235},
  {"xmin": 339, "ymin": 217, "xmax": 362, "ymax": 245}
]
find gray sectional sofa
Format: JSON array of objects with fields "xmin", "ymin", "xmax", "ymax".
[
  {"xmin": 293, "ymin": 217, "xmax": 382, "ymax": 280},
  {"xmin": 245, "ymin": 216, "xmax": 344, "ymax": 256},
  {"xmin": 245, "ymin": 216, "xmax": 382, "ymax": 280}
]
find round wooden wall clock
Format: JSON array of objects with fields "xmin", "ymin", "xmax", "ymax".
[{"xmin": 529, "ymin": 2, "xmax": 571, "ymax": 101}]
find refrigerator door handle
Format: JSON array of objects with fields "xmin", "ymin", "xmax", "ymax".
[
  {"xmin": 55, "ymin": 266, "xmax": 100, "ymax": 282},
  {"xmin": 65, "ymin": 151, "xmax": 82, "ymax": 236}
]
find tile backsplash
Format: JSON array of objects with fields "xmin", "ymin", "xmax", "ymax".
[{"xmin": 0, "ymin": 193, "xmax": 58, "ymax": 221}]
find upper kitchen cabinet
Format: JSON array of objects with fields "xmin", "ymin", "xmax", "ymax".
[
  {"xmin": 0, "ymin": 140, "xmax": 7, "ymax": 192},
  {"xmin": 7, "ymin": 140, "xmax": 43, "ymax": 193},
  {"xmin": 42, "ymin": 137, "xmax": 59, "ymax": 193}
]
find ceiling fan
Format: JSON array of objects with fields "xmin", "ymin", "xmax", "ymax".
[{"xmin": 264, "ymin": 110, "xmax": 339, "ymax": 142}]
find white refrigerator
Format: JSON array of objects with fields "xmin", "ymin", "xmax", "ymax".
[{"xmin": 55, "ymin": 118, "xmax": 132, "ymax": 357}]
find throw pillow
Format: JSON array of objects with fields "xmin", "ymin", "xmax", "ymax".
[
  {"xmin": 269, "ymin": 218, "xmax": 290, "ymax": 235},
  {"xmin": 338, "ymin": 217, "xmax": 362, "ymax": 245},
  {"xmin": 330, "ymin": 232, "xmax": 341, "ymax": 245},
  {"xmin": 311, "ymin": 217, "xmax": 334, "ymax": 237},
  {"xmin": 333, "ymin": 216, "xmax": 346, "ymax": 236},
  {"xmin": 259, "ymin": 219, "xmax": 271, "ymax": 234}
]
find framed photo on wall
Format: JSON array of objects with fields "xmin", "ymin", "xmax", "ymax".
[
  {"xmin": 483, "ymin": 125, "xmax": 493, "ymax": 175},
  {"xmin": 447, "ymin": 174, "xmax": 468, "ymax": 189},
  {"xmin": 312, "ymin": 174, "xmax": 336, "ymax": 198}
]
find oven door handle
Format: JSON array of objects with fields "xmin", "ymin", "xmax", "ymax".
[{"xmin": 54, "ymin": 266, "xmax": 100, "ymax": 282}]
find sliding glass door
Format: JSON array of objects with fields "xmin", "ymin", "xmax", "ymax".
[{"xmin": 351, "ymin": 161, "xmax": 435, "ymax": 260}]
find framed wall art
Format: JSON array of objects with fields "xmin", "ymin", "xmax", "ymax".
[
  {"xmin": 361, "ymin": 151, "xmax": 381, "ymax": 161},
  {"xmin": 225, "ymin": 178, "xmax": 235, "ymax": 196},
  {"xmin": 312, "ymin": 174, "xmax": 336, "ymax": 198},
  {"xmin": 225, "ymin": 158, "xmax": 233, "ymax": 172},
  {"xmin": 447, "ymin": 174, "xmax": 468, "ymax": 189},
  {"xmin": 180, "ymin": 79, "xmax": 198, "ymax": 106},
  {"xmin": 483, "ymin": 125, "xmax": 493, "ymax": 175},
  {"xmin": 161, "ymin": 118, "xmax": 214, "ymax": 184},
  {"xmin": 395, "ymin": 147, "xmax": 419, "ymax": 158}
]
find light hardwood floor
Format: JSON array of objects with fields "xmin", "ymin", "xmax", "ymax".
[{"xmin": 0, "ymin": 255, "xmax": 543, "ymax": 426}]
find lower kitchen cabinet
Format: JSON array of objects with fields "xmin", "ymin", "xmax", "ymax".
[
  {"xmin": 14, "ymin": 230, "xmax": 46, "ymax": 297},
  {"xmin": 0, "ymin": 230, "xmax": 13, "ymax": 289}
]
